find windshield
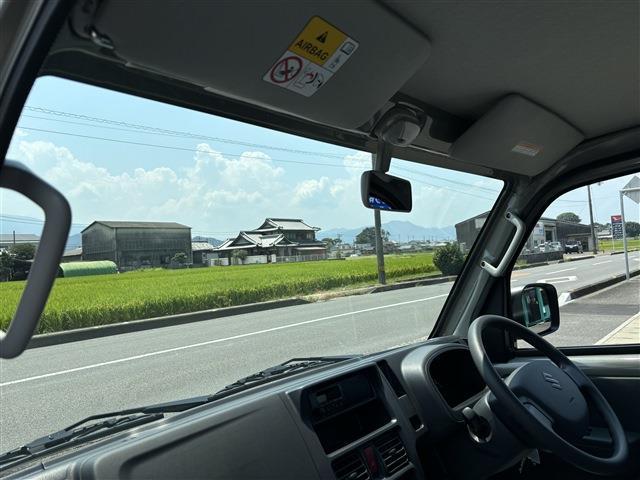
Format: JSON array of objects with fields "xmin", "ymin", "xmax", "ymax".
[{"xmin": 0, "ymin": 77, "xmax": 503, "ymax": 452}]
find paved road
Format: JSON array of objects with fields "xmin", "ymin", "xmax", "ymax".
[
  {"xmin": 510, "ymin": 251, "xmax": 640, "ymax": 296},
  {"xmin": 0, "ymin": 253, "xmax": 638, "ymax": 451}
]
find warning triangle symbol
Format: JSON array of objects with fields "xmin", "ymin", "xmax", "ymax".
[{"xmin": 316, "ymin": 31, "xmax": 328, "ymax": 43}]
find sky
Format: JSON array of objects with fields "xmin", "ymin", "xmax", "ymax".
[{"xmin": 2, "ymin": 76, "xmax": 638, "ymax": 239}]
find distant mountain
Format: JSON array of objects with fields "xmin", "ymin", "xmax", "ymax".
[
  {"xmin": 193, "ymin": 235, "xmax": 222, "ymax": 246},
  {"xmin": 318, "ymin": 220, "xmax": 455, "ymax": 244}
]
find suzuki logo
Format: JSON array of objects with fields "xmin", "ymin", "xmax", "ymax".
[{"xmin": 542, "ymin": 372, "xmax": 562, "ymax": 390}]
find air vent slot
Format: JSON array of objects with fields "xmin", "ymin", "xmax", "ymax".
[
  {"xmin": 374, "ymin": 431, "xmax": 410, "ymax": 476},
  {"xmin": 332, "ymin": 451, "xmax": 370, "ymax": 480}
]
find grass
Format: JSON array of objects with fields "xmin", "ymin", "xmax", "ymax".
[
  {"xmin": 0, "ymin": 253, "xmax": 436, "ymax": 334},
  {"xmin": 598, "ymin": 238, "xmax": 640, "ymax": 252}
]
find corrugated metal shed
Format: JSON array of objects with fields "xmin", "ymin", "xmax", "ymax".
[
  {"xmin": 191, "ymin": 242, "xmax": 215, "ymax": 252},
  {"xmin": 58, "ymin": 260, "xmax": 117, "ymax": 278},
  {"xmin": 82, "ymin": 221, "xmax": 190, "ymax": 232}
]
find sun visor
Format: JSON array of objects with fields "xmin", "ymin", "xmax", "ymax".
[
  {"xmin": 92, "ymin": 2, "xmax": 430, "ymax": 129},
  {"xmin": 450, "ymin": 95, "xmax": 584, "ymax": 176}
]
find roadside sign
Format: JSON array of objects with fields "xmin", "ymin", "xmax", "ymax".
[
  {"xmin": 622, "ymin": 175, "xmax": 640, "ymax": 204},
  {"xmin": 611, "ymin": 215, "xmax": 623, "ymax": 239}
]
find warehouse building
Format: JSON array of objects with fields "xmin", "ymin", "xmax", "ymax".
[
  {"xmin": 455, "ymin": 212, "xmax": 594, "ymax": 252},
  {"xmin": 81, "ymin": 221, "xmax": 192, "ymax": 269},
  {"xmin": 0, "ymin": 233, "xmax": 40, "ymax": 250}
]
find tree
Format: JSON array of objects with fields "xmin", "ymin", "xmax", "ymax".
[
  {"xmin": 232, "ymin": 249, "xmax": 248, "ymax": 263},
  {"xmin": 355, "ymin": 227, "xmax": 389, "ymax": 245},
  {"xmin": 9, "ymin": 243, "xmax": 36, "ymax": 260},
  {"xmin": 171, "ymin": 252, "xmax": 188, "ymax": 265},
  {"xmin": 625, "ymin": 221, "xmax": 640, "ymax": 237},
  {"xmin": 321, "ymin": 237, "xmax": 336, "ymax": 248},
  {"xmin": 556, "ymin": 212, "xmax": 581, "ymax": 223},
  {"xmin": 433, "ymin": 243, "xmax": 465, "ymax": 275},
  {"xmin": 0, "ymin": 251, "xmax": 14, "ymax": 281}
]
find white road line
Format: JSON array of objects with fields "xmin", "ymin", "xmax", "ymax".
[
  {"xmin": 545, "ymin": 267, "xmax": 576, "ymax": 275},
  {"xmin": 537, "ymin": 275, "xmax": 578, "ymax": 284},
  {"xmin": 0, "ymin": 294, "xmax": 449, "ymax": 387},
  {"xmin": 557, "ymin": 292, "xmax": 573, "ymax": 307},
  {"xmin": 592, "ymin": 261, "xmax": 612, "ymax": 266}
]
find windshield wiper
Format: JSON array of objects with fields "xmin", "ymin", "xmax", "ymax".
[
  {"xmin": 0, "ymin": 396, "xmax": 223, "ymax": 469},
  {"xmin": 0, "ymin": 356, "xmax": 352, "ymax": 469},
  {"xmin": 215, "ymin": 356, "xmax": 353, "ymax": 395}
]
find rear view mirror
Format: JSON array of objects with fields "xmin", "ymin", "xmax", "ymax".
[
  {"xmin": 360, "ymin": 171, "xmax": 412, "ymax": 212},
  {"xmin": 511, "ymin": 283, "xmax": 559, "ymax": 336}
]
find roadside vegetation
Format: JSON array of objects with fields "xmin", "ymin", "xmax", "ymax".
[
  {"xmin": 598, "ymin": 238, "xmax": 640, "ymax": 252},
  {"xmin": 0, "ymin": 253, "xmax": 437, "ymax": 334}
]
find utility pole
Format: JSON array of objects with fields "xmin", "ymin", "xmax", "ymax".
[
  {"xmin": 12, "ymin": 230, "xmax": 15, "ymax": 246},
  {"xmin": 372, "ymin": 154, "xmax": 386, "ymax": 284},
  {"xmin": 587, "ymin": 185, "xmax": 598, "ymax": 254}
]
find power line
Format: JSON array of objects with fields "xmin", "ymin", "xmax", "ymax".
[
  {"xmin": 18, "ymin": 126, "xmax": 350, "ymax": 168},
  {"xmin": 393, "ymin": 165, "xmax": 501, "ymax": 194},
  {"xmin": 23, "ymin": 106, "xmax": 347, "ymax": 159},
  {"xmin": 17, "ymin": 126, "xmax": 500, "ymax": 202}
]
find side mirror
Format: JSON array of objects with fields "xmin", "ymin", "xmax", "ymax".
[
  {"xmin": 511, "ymin": 283, "xmax": 559, "ymax": 336},
  {"xmin": 0, "ymin": 160, "xmax": 71, "ymax": 358},
  {"xmin": 360, "ymin": 171, "xmax": 412, "ymax": 212}
]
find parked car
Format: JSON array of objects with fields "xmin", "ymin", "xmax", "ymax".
[
  {"xmin": 548, "ymin": 241, "xmax": 563, "ymax": 252},
  {"xmin": 565, "ymin": 241, "xmax": 583, "ymax": 254}
]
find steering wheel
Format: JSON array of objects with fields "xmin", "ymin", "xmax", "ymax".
[{"xmin": 468, "ymin": 315, "xmax": 629, "ymax": 476}]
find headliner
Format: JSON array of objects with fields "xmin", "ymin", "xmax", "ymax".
[{"xmin": 392, "ymin": 0, "xmax": 640, "ymax": 139}]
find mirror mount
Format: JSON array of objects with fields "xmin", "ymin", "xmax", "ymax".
[
  {"xmin": 360, "ymin": 106, "xmax": 423, "ymax": 212},
  {"xmin": 372, "ymin": 106, "xmax": 423, "ymax": 173}
]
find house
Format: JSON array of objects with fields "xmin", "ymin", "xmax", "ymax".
[
  {"xmin": 81, "ymin": 221, "xmax": 192, "ymax": 269},
  {"xmin": 213, "ymin": 218, "xmax": 327, "ymax": 263},
  {"xmin": 61, "ymin": 247, "xmax": 83, "ymax": 262},
  {"xmin": 191, "ymin": 242, "xmax": 216, "ymax": 264}
]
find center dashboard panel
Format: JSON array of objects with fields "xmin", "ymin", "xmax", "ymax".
[{"xmin": 287, "ymin": 364, "xmax": 426, "ymax": 480}]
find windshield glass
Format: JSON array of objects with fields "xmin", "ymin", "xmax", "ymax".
[{"xmin": 0, "ymin": 77, "xmax": 503, "ymax": 451}]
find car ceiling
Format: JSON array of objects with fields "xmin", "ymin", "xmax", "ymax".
[
  {"xmin": 44, "ymin": 0, "xmax": 640, "ymax": 179},
  {"xmin": 392, "ymin": 0, "xmax": 640, "ymax": 140}
]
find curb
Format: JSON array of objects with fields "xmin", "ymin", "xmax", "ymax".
[
  {"xmin": 514, "ymin": 261, "xmax": 550, "ymax": 270},
  {"xmin": 564, "ymin": 255, "xmax": 595, "ymax": 262},
  {"xmin": 370, "ymin": 275, "xmax": 456, "ymax": 293},
  {"xmin": 565, "ymin": 269, "xmax": 640, "ymax": 302},
  {"xmin": 27, "ymin": 298, "xmax": 310, "ymax": 349}
]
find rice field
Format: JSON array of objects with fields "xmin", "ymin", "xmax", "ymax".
[{"xmin": 0, "ymin": 253, "xmax": 437, "ymax": 334}]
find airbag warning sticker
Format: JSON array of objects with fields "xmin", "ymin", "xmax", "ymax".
[{"xmin": 263, "ymin": 16, "xmax": 358, "ymax": 97}]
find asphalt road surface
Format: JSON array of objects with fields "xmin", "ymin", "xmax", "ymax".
[{"xmin": 1, "ymin": 252, "xmax": 638, "ymax": 452}]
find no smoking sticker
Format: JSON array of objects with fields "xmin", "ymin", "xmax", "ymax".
[{"xmin": 263, "ymin": 16, "xmax": 358, "ymax": 97}]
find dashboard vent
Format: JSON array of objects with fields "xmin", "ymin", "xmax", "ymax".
[
  {"xmin": 374, "ymin": 431, "xmax": 409, "ymax": 475},
  {"xmin": 332, "ymin": 451, "xmax": 370, "ymax": 480}
]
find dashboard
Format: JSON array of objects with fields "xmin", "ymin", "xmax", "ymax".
[{"xmin": 6, "ymin": 339, "xmax": 498, "ymax": 480}]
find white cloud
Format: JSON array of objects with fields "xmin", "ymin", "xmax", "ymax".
[
  {"xmin": 292, "ymin": 177, "xmax": 330, "ymax": 204},
  {"xmin": 7, "ymin": 139, "xmax": 286, "ymax": 233}
]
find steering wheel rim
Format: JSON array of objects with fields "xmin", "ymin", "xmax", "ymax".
[{"xmin": 468, "ymin": 314, "xmax": 629, "ymax": 476}]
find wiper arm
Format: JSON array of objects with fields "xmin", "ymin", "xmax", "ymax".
[
  {"xmin": 0, "ymin": 392, "xmax": 229, "ymax": 468},
  {"xmin": 216, "ymin": 356, "xmax": 353, "ymax": 394},
  {"xmin": 0, "ymin": 412, "xmax": 162, "ymax": 468}
]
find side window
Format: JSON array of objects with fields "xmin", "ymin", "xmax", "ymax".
[{"xmin": 511, "ymin": 173, "xmax": 640, "ymax": 347}]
